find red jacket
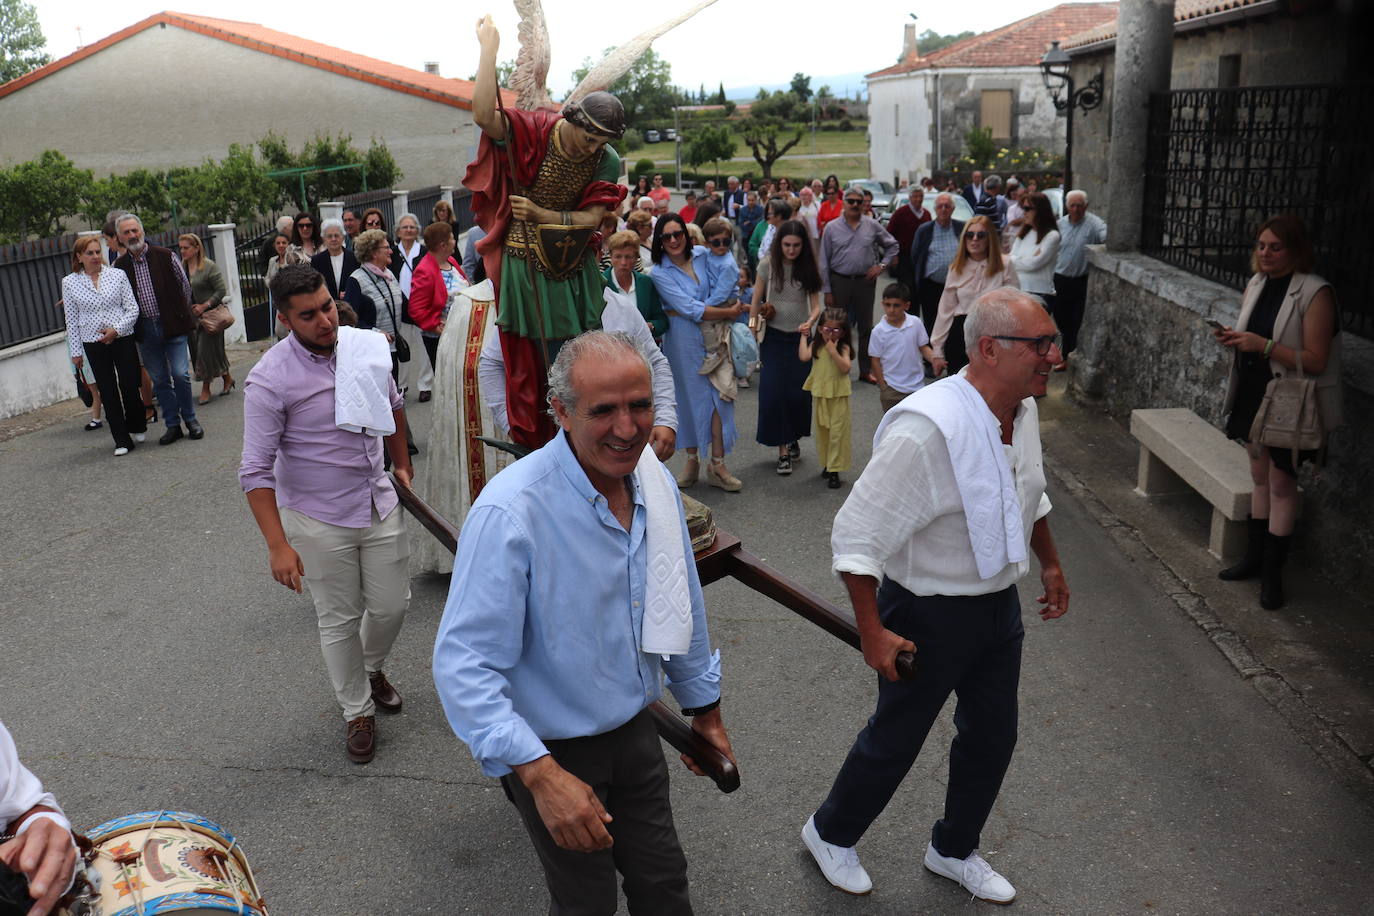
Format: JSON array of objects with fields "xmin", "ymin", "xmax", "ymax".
[{"xmin": 408, "ymin": 254, "xmax": 467, "ymax": 332}]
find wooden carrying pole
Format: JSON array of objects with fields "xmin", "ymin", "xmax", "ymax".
[{"xmin": 391, "ymin": 475, "xmax": 741, "ymax": 794}]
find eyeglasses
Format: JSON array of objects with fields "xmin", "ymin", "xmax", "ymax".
[
  {"xmin": 966, "ymin": 231, "xmax": 988, "ymax": 240},
  {"xmin": 991, "ymin": 334, "xmax": 1062, "ymax": 356},
  {"xmin": 707, "ymin": 238, "xmax": 731, "ymax": 248},
  {"xmin": 844, "ymin": 198, "xmax": 864, "ymax": 205},
  {"xmin": 660, "ymin": 230, "xmax": 685, "ymax": 242}
]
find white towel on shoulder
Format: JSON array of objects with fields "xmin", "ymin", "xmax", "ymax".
[
  {"xmin": 873, "ymin": 375, "xmax": 1025, "ymax": 579},
  {"xmin": 636, "ymin": 443, "xmax": 693, "ymax": 655},
  {"xmin": 335, "ymin": 326, "xmax": 395, "ymax": 437}
]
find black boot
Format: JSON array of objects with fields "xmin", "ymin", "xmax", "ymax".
[
  {"xmin": 1219, "ymin": 517, "xmax": 1267, "ymax": 581},
  {"xmin": 1259, "ymin": 532, "xmax": 1292, "ymax": 610}
]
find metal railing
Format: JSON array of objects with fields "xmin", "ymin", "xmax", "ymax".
[
  {"xmin": 406, "ymin": 186, "xmax": 443, "ymax": 227},
  {"xmin": 0, "ymin": 225, "xmax": 212, "ymax": 350},
  {"xmin": 339, "ymin": 189, "xmax": 397, "ymax": 232},
  {"xmin": 1142, "ymin": 83, "xmax": 1373, "ymax": 338}
]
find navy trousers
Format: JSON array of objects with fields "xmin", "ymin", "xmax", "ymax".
[{"xmin": 814, "ymin": 579, "xmax": 1024, "ymax": 859}]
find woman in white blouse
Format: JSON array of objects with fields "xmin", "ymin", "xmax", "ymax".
[
  {"xmin": 62, "ymin": 236, "xmax": 145, "ymax": 455},
  {"xmin": 931, "ymin": 215, "xmax": 1019, "ymax": 373},
  {"xmin": 1009, "ymin": 191, "xmax": 1061, "ymax": 314}
]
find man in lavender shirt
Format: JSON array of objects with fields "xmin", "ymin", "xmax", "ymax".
[{"xmin": 239, "ymin": 265, "xmax": 414, "ymax": 764}]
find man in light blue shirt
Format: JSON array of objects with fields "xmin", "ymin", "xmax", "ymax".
[
  {"xmin": 1053, "ymin": 189, "xmax": 1109, "ymax": 364},
  {"xmin": 433, "ymin": 330, "xmax": 731, "ymax": 914}
]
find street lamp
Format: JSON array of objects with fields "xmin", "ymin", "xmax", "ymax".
[{"xmin": 1039, "ymin": 40, "xmax": 1103, "ymax": 191}]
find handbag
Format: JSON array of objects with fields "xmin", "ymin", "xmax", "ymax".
[
  {"xmin": 366, "ymin": 270, "xmax": 410, "ymax": 362},
  {"xmin": 730, "ymin": 320, "xmax": 759, "ymax": 379},
  {"xmin": 1248, "ymin": 302, "xmax": 1324, "ymax": 464},
  {"xmin": 199, "ymin": 303, "xmax": 235, "ymax": 334}
]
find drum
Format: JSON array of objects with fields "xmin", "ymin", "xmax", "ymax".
[{"xmin": 64, "ymin": 811, "xmax": 267, "ymax": 915}]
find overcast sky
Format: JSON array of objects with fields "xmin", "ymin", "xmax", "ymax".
[{"xmin": 33, "ymin": 0, "xmax": 1076, "ymax": 95}]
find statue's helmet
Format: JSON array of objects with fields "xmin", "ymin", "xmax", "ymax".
[{"xmin": 562, "ymin": 91, "xmax": 626, "ymax": 140}]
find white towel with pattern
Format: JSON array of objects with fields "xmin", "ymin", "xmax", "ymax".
[
  {"xmin": 334, "ymin": 326, "xmax": 395, "ymax": 436},
  {"xmin": 637, "ymin": 443, "xmax": 693, "ymax": 655}
]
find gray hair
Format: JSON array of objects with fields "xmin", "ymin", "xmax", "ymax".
[
  {"xmin": 546, "ymin": 331, "xmax": 651, "ymax": 416},
  {"xmin": 983, "ymin": 174, "xmax": 1002, "ymax": 192},
  {"xmin": 935, "ymin": 192, "xmax": 954, "ymax": 207},
  {"xmin": 727, "ymin": 176, "xmax": 739, "ymax": 184},
  {"xmin": 320, "ymin": 218, "xmax": 345, "ymax": 236},
  {"xmin": 115, "ymin": 212, "xmax": 143, "ymax": 231},
  {"xmin": 1065, "ymin": 189, "xmax": 1088, "ymax": 205},
  {"xmin": 396, "ymin": 212, "xmax": 420, "ymax": 230},
  {"xmin": 964, "ymin": 287, "xmax": 1045, "ymax": 357},
  {"xmin": 276, "ymin": 215, "xmax": 294, "ymax": 232}
]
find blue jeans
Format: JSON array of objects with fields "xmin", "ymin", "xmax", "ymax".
[{"xmin": 137, "ymin": 317, "xmax": 197, "ymax": 428}]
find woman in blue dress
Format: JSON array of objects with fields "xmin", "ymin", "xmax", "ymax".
[{"xmin": 651, "ymin": 213, "xmax": 746, "ymax": 491}]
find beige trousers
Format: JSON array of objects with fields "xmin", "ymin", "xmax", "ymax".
[{"xmin": 281, "ymin": 504, "xmax": 411, "ymax": 719}]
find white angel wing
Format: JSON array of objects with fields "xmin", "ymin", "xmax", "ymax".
[
  {"xmin": 566, "ymin": 0, "xmax": 719, "ymax": 103},
  {"xmin": 510, "ymin": 0, "xmax": 556, "ymax": 110}
]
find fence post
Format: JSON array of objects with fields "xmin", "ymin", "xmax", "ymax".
[
  {"xmin": 440, "ymin": 186, "xmax": 454, "ymax": 206},
  {"xmin": 320, "ymin": 201, "xmax": 344, "ymax": 223},
  {"xmin": 209, "ymin": 223, "xmax": 247, "ymax": 344},
  {"xmin": 392, "ymin": 190, "xmax": 409, "ymax": 219}
]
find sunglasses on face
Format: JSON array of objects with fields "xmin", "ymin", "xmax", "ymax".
[
  {"xmin": 992, "ymin": 333, "xmax": 1062, "ymax": 356},
  {"xmin": 966, "ymin": 231, "xmax": 988, "ymax": 240},
  {"xmin": 844, "ymin": 198, "xmax": 863, "ymax": 205},
  {"xmin": 661, "ymin": 230, "xmax": 685, "ymax": 242},
  {"xmin": 708, "ymin": 238, "xmax": 731, "ymax": 248}
]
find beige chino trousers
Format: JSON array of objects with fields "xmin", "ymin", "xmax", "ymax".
[{"xmin": 281, "ymin": 504, "xmax": 411, "ymax": 719}]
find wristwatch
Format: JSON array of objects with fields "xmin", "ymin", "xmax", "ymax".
[{"xmin": 680, "ymin": 698, "xmax": 720, "ymax": 717}]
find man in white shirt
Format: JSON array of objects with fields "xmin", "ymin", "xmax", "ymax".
[
  {"xmin": 1, "ymin": 722, "xmax": 78, "ymax": 915},
  {"xmin": 802, "ymin": 288, "xmax": 1069, "ymax": 905},
  {"xmin": 796, "ymin": 186, "xmax": 821, "ymax": 249}
]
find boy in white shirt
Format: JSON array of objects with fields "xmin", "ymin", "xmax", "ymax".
[{"xmin": 868, "ymin": 283, "xmax": 947, "ymax": 413}]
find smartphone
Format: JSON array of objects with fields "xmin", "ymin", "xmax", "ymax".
[{"xmin": 1205, "ymin": 319, "xmax": 1226, "ymax": 331}]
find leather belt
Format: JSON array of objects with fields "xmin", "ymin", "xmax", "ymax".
[{"xmin": 830, "ymin": 271, "xmax": 867, "ymax": 280}]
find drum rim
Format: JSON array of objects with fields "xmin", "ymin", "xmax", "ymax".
[{"xmin": 104, "ymin": 889, "xmax": 266, "ymax": 916}]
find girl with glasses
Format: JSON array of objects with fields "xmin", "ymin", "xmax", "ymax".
[{"xmin": 931, "ymin": 216, "xmax": 1019, "ymax": 373}]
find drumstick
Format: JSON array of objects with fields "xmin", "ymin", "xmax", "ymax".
[{"xmin": 391, "ymin": 475, "xmax": 742, "ymax": 792}]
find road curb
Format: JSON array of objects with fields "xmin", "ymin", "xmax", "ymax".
[{"xmin": 1045, "ymin": 458, "xmax": 1374, "ymax": 804}]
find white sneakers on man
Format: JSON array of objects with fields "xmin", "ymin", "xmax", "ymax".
[
  {"xmin": 923, "ymin": 843, "xmax": 1016, "ymax": 904},
  {"xmin": 802, "ymin": 815, "xmax": 872, "ymax": 895}
]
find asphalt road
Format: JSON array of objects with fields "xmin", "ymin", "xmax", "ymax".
[{"xmin": 2, "ymin": 344, "xmax": 1371, "ymax": 915}]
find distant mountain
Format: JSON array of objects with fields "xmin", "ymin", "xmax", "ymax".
[{"xmin": 723, "ymin": 71, "xmax": 870, "ymax": 102}]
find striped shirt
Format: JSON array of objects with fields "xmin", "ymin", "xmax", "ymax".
[{"xmin": 61, "ymin": 268, "xmax": 140, "ymax": 358}]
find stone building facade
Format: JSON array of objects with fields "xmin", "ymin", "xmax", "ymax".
[
  {"xmin": 1060, "ymin": 0, "xmax": 1374, "ymax": 593},
  {"xmin": 0, "ymin": 12, "xmax": 501, "ymax": 189},
  {"xmin": 865, "ymin": 5, "xmax": 1117, "ymax": 184}
]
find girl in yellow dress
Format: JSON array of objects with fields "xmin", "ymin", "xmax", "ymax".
[{"xmin": 800, "ymin": 307, "xmax": 853, "ymax": 488}]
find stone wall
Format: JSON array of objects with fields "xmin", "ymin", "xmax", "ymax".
[{"xmin": 1073, "ymin": 248, "xmax": 1374, "ymax": 594}]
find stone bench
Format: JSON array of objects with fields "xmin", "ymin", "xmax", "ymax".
[{"xmin": 1130, "ymin": 408, "xmax": 1255, "ymax": 560}]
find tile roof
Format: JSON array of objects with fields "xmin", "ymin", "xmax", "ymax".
[
  {"xmin": 1064, "ymin": 0, "xmax": 1275, "ymax": 49},
  {"xmin": 0, "ymin": 11, "xmax": 516, "ymax": 108},
  {"xmin": 867, "ymin": 3, "xmax": 1119, "ymax": 78}
]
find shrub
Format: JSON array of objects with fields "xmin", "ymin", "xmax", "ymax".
[{"xmin": 634, "ymin": 158, "xmax": 657, "ymax": 180}]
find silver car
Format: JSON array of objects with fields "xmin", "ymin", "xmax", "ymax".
[{"xmin": 847, "ymin": 179, "xmax": 897, "ymax": 216}]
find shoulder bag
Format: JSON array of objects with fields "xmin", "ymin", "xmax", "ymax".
[
  {"xmin": 366, "ymin": 270, "xmax": 410, "ymax": 362},
  {"xmin": 199, "ymin": 303, "xmax": 235, "ymax": 334},
  {"xmin": 1248, "ymin": 299, "xmax": 1324, "ymax": 465}
]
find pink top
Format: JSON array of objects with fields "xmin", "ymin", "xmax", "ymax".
[
  {"xmin": 239, "ymin": 333, "xmax": 403, "ymax": 528},
  {"xmin": 930, "ymin": 259, "xmax": 1019, "ymax": 357}
]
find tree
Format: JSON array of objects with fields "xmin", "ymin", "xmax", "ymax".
[
  {"xmin": 80, "ymin": 169, "xmax": 171, "ymax": 229},
  {"xmin": 570, "ymin": 48, "xmax": 678, "ymax": 124},
  {"xmin": 817, "ymin": 84, "xmax": 832, "ymax": 99},
  {"xmin": 258, "ymin": 131, "xmax": 402, "ymax": 211},
  {"xmin": 737, "ymin": 116, "xmax": 803, "ymax": 180},
  {"xmin": 0, "ymin": 150, "xmax": 90, "ymax": 241},
  {"xmin": 685, "ymin": 125, "xmax": 736, "ymax": 182},
  {"xmin": 918, "ymin": 29, "xmax": 976, "ymax": 55},
  {"xmin": 715, "ymin": 82, "xmax": 726, "ymax": 105},
  {"xmin": 789, "ymin": 73, "xmax": 812, "ymax": 103},
  {"xmin": 722, "ymin": 100, "xmax": 736, "ymax": 117},
  {"xmin": 169, "ymin": 144, "xmax": 283, "ymax": 225},
  {"xmin": 0, "ymin": 0, "xmax": 51, "ymax": 84},
  {"xmin": 751, "ymin": 90, "xmax": 801, "ymax": 122},
  {"xmin": 963, "ymin": 126, "xmax": 997, "ymax": 169},
  {"xmin": 468, "ymin": 58, "xmax": 515, "ymax": 84}
]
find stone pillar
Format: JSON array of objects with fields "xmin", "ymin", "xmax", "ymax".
[
  {"xmin": 439, "ymin": 186, "xmax": 455, "ymax": 206},
  {"xmin": 320, "ymin": 201, "xmax": 344, "ymax": 223},
  {"xmin": 392, "ymin": 189, "xmax": 409, "ymax": 220},
  {"xmin": 208, "ymin": 224, "xmax": 246, "ymax": 344},
  {"xmin": 1105, "ymin": 0, "xmax": 1175, "ymax": 251}
]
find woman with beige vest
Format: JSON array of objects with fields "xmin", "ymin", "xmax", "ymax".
[{"xmin": 1213, "ymin": 214, "xmax": 1342, "ymax": 610}]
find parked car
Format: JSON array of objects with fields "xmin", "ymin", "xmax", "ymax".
[
  {"xmin": 644, "ymin": 129, "xmax": 661, "ymax": 143},
  {"xmin": 662, "ymin": 128, "xmax": 679, "ymax": 141},
  {"xmin": 847, "ymin": 179, "xmax": 897, "ymax": 216}
]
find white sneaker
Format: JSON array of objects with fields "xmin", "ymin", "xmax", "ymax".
[
  {"xmin": 113, "ymin": 446, "xmax": 130, "ymax": 457},
  {"xmin": 802, "ymin": 814, "xmax": 872, "ymax": 895},
  {"xmin": 132, "ymin": 433, "xmax": 146, "ymax": 443},
  {"xmin": 923, "ymin": 843, "xmax": 1015, "ymax": 904}
]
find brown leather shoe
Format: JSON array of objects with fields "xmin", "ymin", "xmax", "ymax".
[
  {"xmin": 346, "ymin": 715, "xmax": 375, "ymax": 763},
  {"xmin": 369, "ymin": 670, "xmax": 403, "ymax": 713}
]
